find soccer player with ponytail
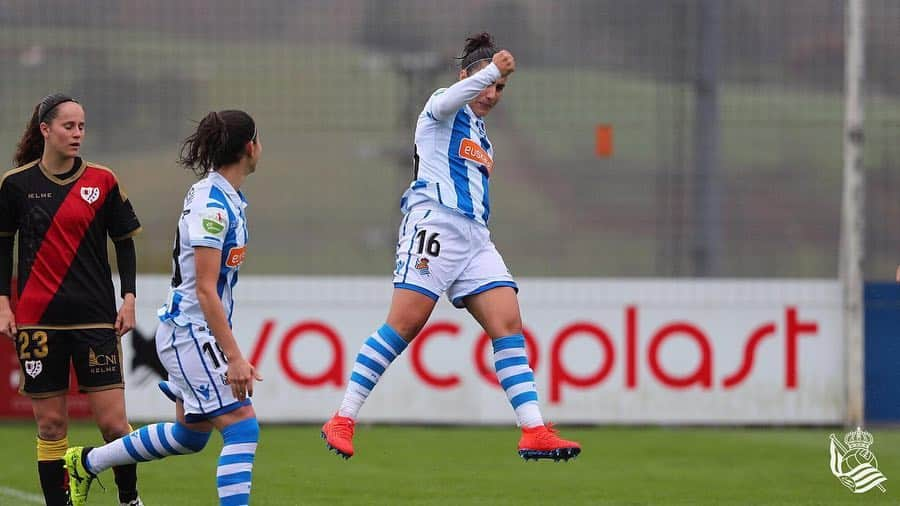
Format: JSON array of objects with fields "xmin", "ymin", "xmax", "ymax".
[
  {"xmin": 65, "ymin": 110, "xmax": 263, "ymax": 506},
  {"xmin": 322, "ymin": 33, "xmax": 581, "ymax": 462},
  {"xmin": 0, "ymin": 94, "xmax": 142, "ymax": 505}
]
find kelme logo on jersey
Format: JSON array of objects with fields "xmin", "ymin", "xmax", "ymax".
[
  {"xmin": 80, "ymin": 186, "xmax": 100, "ymax": 204},
  {"xmin": 459, "ymin": 138, "xmax": 493, "ymax": 174},
  {"xmin": 226, "ymin": 245, "xmax": 247, "ymax": 267}
]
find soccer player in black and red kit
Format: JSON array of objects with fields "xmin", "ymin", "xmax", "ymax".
[{"xmin": 0, "ymin": 94, "xmax": 144, "ymax": 506}]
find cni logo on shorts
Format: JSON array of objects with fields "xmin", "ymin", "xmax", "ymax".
[
  {"xmin": 80, "ymin": 186, "xmax": 100, "ymax": 204},
  {"xmin": 829, "ymin": 427, "xmax": 887, "ymax": 493},
  {"xmin": 88, "ymin": 347, "xmax": 119, "ymax": 375},
  {"xmin": 25, "ymin": 360, "xmax": 43, "ymax": 378}
]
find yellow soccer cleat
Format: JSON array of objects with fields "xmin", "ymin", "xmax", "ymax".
[{"xmin": 64, "ymin": 446, "xmax": 96, "ymax": 506}]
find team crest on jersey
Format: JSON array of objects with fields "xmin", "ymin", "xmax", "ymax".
[
  {"xmin": 80, "ymin": 186, "xmax": 100, "ymax": 204},
  {"xmin": 415, "ymin": 257, "xmax": 431, "ymax": 276},
  {"xmin": 25, "ymin": 360, "xmax": 42, "ymax": 378},
  {"xmin": 458, "ymin": 138, "xmax": 493, "ymax": 174}
]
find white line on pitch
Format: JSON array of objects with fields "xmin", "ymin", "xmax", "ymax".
[{"xmin": 0, "ymin": 485, "xmax": 44, "ymax": 504}]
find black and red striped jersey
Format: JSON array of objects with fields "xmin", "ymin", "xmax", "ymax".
[{"xmin": 0, "ymin": 158, "xmax": 141, "ymax": 327}]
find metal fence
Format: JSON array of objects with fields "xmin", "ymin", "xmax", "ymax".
[{"xmin": 1, "ymin": 0, "xmax": 897, "ymax": 278}]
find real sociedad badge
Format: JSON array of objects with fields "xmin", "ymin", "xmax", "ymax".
[{"xmin": 829, "ymin": 427, "xmax": 887, "ymax": 494}]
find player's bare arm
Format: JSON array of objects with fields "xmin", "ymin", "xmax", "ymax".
[{"xmin": 194, "ymin": 246, "xmax": 262, "ymax": 401}]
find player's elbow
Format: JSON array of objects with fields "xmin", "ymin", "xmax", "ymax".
[{"xmin": 195, "ymin": 284, "xmax": 219, "ymax": 305}]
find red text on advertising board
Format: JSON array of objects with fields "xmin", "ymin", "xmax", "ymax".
[{"xmin": 247, "ymin": 306, "xmax": 818, "ymax": 404}]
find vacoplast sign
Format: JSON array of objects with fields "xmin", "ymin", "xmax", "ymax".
[{"xmin": 122, "ymin": 277, "xmax": 844, "ymax": 424}]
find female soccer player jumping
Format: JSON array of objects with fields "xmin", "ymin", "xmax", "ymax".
[
  {"xmin": 65, "ymin": 110, "xmax": 263, "ymax": 506},
  {"xmin": 322, "ymin": 33, "xmax": 581, "ymax": 462}
]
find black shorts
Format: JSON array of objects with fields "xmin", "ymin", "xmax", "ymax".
[{"xmin": 15, "ymin": 327, "xmax": 124, "ymax": 398}]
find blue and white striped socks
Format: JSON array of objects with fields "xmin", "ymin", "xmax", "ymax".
[
  {"xmin": 85, "ymin": 422, "xmax": 210, "ymax": 473},
  {"xmin": 217, "ymin": 418, "xmax": 259, "ymax": 506},
  {"xmin": 82, "ymin": 419, "xmax": 257, "ymax": 506},
  {"xmin": 493, "ymin": 334, "xmax": 544, "ymax": 428},
  {"xmin": 339, "ymin": 323, "xmax": 409, "ymax": 419}
]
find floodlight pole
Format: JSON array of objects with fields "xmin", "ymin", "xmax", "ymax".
[
  {"xmin": 692, "ymin": 0, "xmax": 722, "ymax": 277},
  {"xmin": 841, "ymin": 0, "xmax": 866, "ymax": 428}
]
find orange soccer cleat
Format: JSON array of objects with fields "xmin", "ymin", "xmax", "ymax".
[
  {"xmin": 321, "ymin": 413, "xmax": 356, "ymax": 459},
  {"xmin": 518, "ymin": 423, "xmax": 581, "ymax": 462}
]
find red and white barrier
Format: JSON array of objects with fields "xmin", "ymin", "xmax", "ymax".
[{"xmin": 118, "ymin": 276, "xmax": 843, "ymax": 424}]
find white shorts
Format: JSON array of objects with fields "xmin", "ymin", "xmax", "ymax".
[
  {"xmin": 392, "ymin": 203, "xmax": 517, "ymax": 308},
  {"xmin": 155, "ymin": 319, "xmax": 250, "ymax": 422}
]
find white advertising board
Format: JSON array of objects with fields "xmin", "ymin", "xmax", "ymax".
[{"xmin": 124, "ymin": 276, "xmax": 843, "ymax": 424}]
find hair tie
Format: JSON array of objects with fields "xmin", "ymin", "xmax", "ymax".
[{"xmin": 464, "ymin": 57, "xmax": 493, "ymax": 72}]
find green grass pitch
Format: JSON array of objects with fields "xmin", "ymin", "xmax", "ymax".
[{"xmin": 0, "ymin": 422, "xmax": 898, "ymax": 505}]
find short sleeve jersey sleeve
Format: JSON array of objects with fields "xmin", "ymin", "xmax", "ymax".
[
  {"xmin": 105, "ymin": 181, "xmax": 141, "ymax": 241},
  {"xmin": 186, "ymin": 195, "xmax": 230, "ymax": 250}
]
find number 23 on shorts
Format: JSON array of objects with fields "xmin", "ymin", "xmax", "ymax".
[{"xmin": 17, "ymin": 330, "xmax": 49, "ymax": 360}]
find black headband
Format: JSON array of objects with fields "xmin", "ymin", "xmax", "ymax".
[{"xmin": 38, "ymin": 96, "xmax": 77, "ymax": 123}]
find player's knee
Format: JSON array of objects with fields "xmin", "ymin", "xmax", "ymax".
[
  {"xmin": 384, "ymin": 318, "xmax": 427, "ymax": 341},
  {"xmin": 221, "ymin": 417, "xmax": 260, "ymax": 446},
  {"xmin": 35, "ymin": 414, "xmax": 67, "ymax": 441},
  {"xmin": 505, "ymin": 318, "xmax": 524, "ymax": 337},
  {"xmin": 96, "ymin": 418, "xmax": 132, "ymax": 442},
  {"xmin": 491, "ymin": 317, "xmax": 523, "ymax": 339},
  {"xmin": 172, "ymin": 422, "xmax": 212, "ymax": 453}
]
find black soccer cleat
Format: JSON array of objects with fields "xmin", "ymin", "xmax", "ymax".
[{"xmin": 518, "ymin": 447, "xmax": 581, "ymax": 462}]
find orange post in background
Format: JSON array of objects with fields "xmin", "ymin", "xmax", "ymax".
[{"xmin": 595, "ymin": 124, "xmax": 613, "ymax": 158}]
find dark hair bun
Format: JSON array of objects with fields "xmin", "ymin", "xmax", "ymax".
[
  {"xmin": 463, "ymin": 32, "xmax": 495, "ymax": 57},
  {"xmin": 459, "ymin": 32, "xmax": 498, "ymax": 70}
]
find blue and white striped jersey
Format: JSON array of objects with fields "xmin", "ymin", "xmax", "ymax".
[
  {"xmin": 401, "ymin": 62, "xmax": 502, "ymax": 226},
  {"xmin": 159, "ymin": 171, "xmax": 248, "ymax": 327}
]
